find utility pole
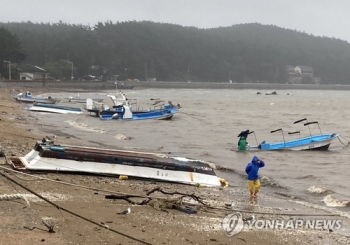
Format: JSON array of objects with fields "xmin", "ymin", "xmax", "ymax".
[
  {"xmin": 3, "ymin": 60, "xmax": 11, "ymax": 80},
  {"xmin": 67, "ymin": 60, "xmax": 73, "ymax": 81},
  {"xmin": 187, "ymin": 64, "xmax": 190, "ymax": 82},
  {"xmin": 144, "ymin": 62, "xmax": 148, "ymax": 81}
]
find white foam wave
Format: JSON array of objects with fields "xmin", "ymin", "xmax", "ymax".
[
  {"xmin": 65, "ymin": 120, "xmax": 106, "ymax": 133},
  {"xmin": 322, "ymin": 195, "xmax": 350, "ymax": 208},
  {"xmin": 307, "ymin": 186, "xmax": 329, "ymax": 194},
  {"xmin": 292, "ymin": 200, "xmax": 350, "ymax": 219}
]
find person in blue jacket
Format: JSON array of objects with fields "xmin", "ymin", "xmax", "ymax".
[{"xmin": 245, "ymin": 155, "xmax": 265, "ymax": 197}]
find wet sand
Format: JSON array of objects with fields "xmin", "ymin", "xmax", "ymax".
[{"xmin": 0, "ymin": 86, "xmax": 349, "ymax": 244}]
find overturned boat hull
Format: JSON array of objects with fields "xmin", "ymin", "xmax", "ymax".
[
  {"xmin": 9, "ymin": 141, "xmax": 221, "ymax": 187},
  {"xmin": 28, "ymin": 103, "xmax": 83, "ymax": 114}
]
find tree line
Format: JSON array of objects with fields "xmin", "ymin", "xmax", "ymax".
[{"xmin": 1, "ymin": 21, "xmax": 350, "ymax": 84}]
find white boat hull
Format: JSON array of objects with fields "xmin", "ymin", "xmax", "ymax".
[
  {"xmin": 14, "ymin": 148, "xmax": 221, "ymax": 187},
  {"xmin": 28, "ymin": 106, "xmax": 83, "ymax": 114}
]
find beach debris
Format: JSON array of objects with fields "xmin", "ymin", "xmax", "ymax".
[
  {"xmin": 218, "ymin": 177, "xmax": 229, "ymax": 187},
  {"xmin": 24, "ymin": 220, "xmax": 55, "ymax": 233},
  {"xmin": 105, "ymin": 187, "xmax": 206, "ymax": 214},
  {"xmin": 242, "ymin": 215, "xmax": 255, "ymax": 222},
  {"xmin": 224, "ymin": 201, "xmax": 234, "ymax": 208},
  {"xmin": 117, "ymin": 207, "xmax": 131, "ymax": 215},
  {"xmin": 0, "ymin": 194, "xmax": 30, "ymax": 207},
  {"xmin": 119, "ymin": 175, "xmax": 129, "ymax": 180}
]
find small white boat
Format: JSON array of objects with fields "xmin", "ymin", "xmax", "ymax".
[
  {"xmin": 66, "ymin": 97, "xmax": 104, "ymax": 103},
  {"xmin": 9, "ymin": 140, "xmax": 222, "ymax": 187},
  {"xmin": 13, "ymin": 91, "xmax": 60, "ymax": 104}
]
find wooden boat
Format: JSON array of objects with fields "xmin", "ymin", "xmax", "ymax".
[
  {"xmin": 8, "ymin": 140, "xmax": 222, "ymax": 187},
  {"xmin": 28, "ymin": 102, "xmax": 83, "ymax": 114},
  {"xmin": 13, "ymin": 91, "xmax": 60, "ymax": 104},
  {"xmin": 249, "ymin": 119, "xmax": 339, "ymax": 151}
]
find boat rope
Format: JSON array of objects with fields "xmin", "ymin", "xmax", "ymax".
[
  {"xmin": 0, "ymin": 170, "xmax": 153, "ymax": 245},
  {"xmin": 0, "ymin": 164, "xmax": 151, "ymax": 198},
  {"xmin": 0, "ymin": 165, "xmax": 340, "ymax": 218},
  {"xmin": 337, "ymin": 135, "xmax": 350, "ymax": 146},
  {"xmin": 0, "ymin": 193, "xmax": 30, "ymax": 207}
]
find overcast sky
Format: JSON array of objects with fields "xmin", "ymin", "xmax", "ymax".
[{"xmin": 1, "ymin": 0, "xmax": 349, "ymax": 42}]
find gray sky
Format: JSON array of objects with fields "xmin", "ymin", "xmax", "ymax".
[{"xmin": 1, "ymin": 0, "xmax": 350, "ymax": 42}]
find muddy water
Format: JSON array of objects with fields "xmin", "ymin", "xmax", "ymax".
[{"xmin": 28, "ymin": 88, "xmax": 350, "ymax": 216}]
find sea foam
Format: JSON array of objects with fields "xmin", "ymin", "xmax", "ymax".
[
  {"xmin": 322, "ymin": 194, "xmax": 350, "ymax": 207},
  {"xmin": 307, "ymin": 186, "xmax": 330, "ymax": 194}
]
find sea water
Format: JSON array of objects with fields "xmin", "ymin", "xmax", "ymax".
[{"xmin": 33, "ymin": 88, "xmax": 350, "ymax": 216}]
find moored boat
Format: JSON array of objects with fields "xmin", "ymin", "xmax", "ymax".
[{"xmin": 8, "ymin": 140, "xmax": 222, "ymax": 187}]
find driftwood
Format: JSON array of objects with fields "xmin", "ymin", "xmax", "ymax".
[
  {"xmin": 105, "ymin": 187, "xmax": 207, "ymax": 213},
  {"xmin": 24, "ymin": 220, "xmax": 55, "ymax": 233}
]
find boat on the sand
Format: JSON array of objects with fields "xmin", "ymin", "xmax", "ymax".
[
  {"xmin": 28, "ymin": 102, "xmax": 83, "ymax": 114},
  {"xmin": 13, "ymin": 91, "xmax": 60, "ymax": 104},
  {"xmin": 8, "ymin": 140, "xmax": 222, "ymax": 187}
]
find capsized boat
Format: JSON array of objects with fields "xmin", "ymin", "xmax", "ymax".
[
  {"xmin": 28, "ymin": 102, "xmax": 83, "ymax": 114},
  {"xmin": 8, "ymin": 140, "xmax": 222, "ymax": 187},
  {"xmin": 13, "ymin": 91, "xmax": 60, "ymax": 104},
  {"xmin": 249, "ymin": 119, "xmax": 339, "ymax": 151}
]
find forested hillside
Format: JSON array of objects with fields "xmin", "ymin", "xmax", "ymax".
[{"xmin": 1, "ymin": 21, "xmax": 350, "ymax": 84}]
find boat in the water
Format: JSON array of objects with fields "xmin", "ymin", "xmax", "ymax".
[
  {"xmin": 13, "ymin": 91, "xmax": 60, "ymax": 104},
  {"xmin": 248, "ymin": 119, "xmax": 339, "ymax": 151},
  {"xmin": 116, "ymin": 82, "xmax": 134, "ymax": 89},
  {"xmin": 8, "ymin": 140, "xmax": 222, "ymax": 187},
  {"xmin": 66, "ymin": 97, "xmax": 104, "ymax": 103},
  {"xmin": 86, "ymin": 91, "xmax": 179, "ymax": 120},
  {"xmin": 28, "ymin": 102, "xmax": 83, "ymax": 114}
]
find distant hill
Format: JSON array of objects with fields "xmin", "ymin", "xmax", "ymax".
[{"xmin": 1, "ymin": 21, "xmax": 350, "ymax": 84}]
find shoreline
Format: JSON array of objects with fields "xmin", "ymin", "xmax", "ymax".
[
  {"xmin": 2, "ymin": 80, "xmax": 350, "ymax": 91},
  {"xmin": 0, "ymin": 86, "xmax": 349, "ymax": 244}
]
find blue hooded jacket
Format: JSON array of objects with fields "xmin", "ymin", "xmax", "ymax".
[{"xmin": 245, "ymin": 155, "xmax": 265, "ymax": 180}]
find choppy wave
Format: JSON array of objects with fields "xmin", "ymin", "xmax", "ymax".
[
  {"xmin": 297, "ymin": 175, "xmax": 318, "ymax": 180},
  {"xmin": 307, "ymin": 186, "xmax": 333, "ymax": 195},
  {"xmin": 292, "ymin": 199, "xmax": 350, "ymax": 219},
  {"xmin": 322, "ymin": 195, "xmax": 350, "ymax": 208}
]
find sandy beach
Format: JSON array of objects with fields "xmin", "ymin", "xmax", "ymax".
[{"xmin": 0, "ymin": 85, "xmax": 349, "ymax": 245}]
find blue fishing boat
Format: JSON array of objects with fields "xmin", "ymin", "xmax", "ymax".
[
  {"xmin": 86, "ymin": 91, "xmax": 180, "ymax": 120},
  {"xmin": 248, "ymin": 119, "xmax": 339, "ymax": 151}
]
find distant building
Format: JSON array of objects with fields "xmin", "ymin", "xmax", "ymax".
[
  {"xmin": 286, "ymin": 65, "xmax": 319, "ymax": 84},
  {"xmin": 146, "ymin": 77, "xmax": 156, "ymax": 82},
  {"xmin": 18, "ymin": 65, "xmax": 50, "ymax": 80}
]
